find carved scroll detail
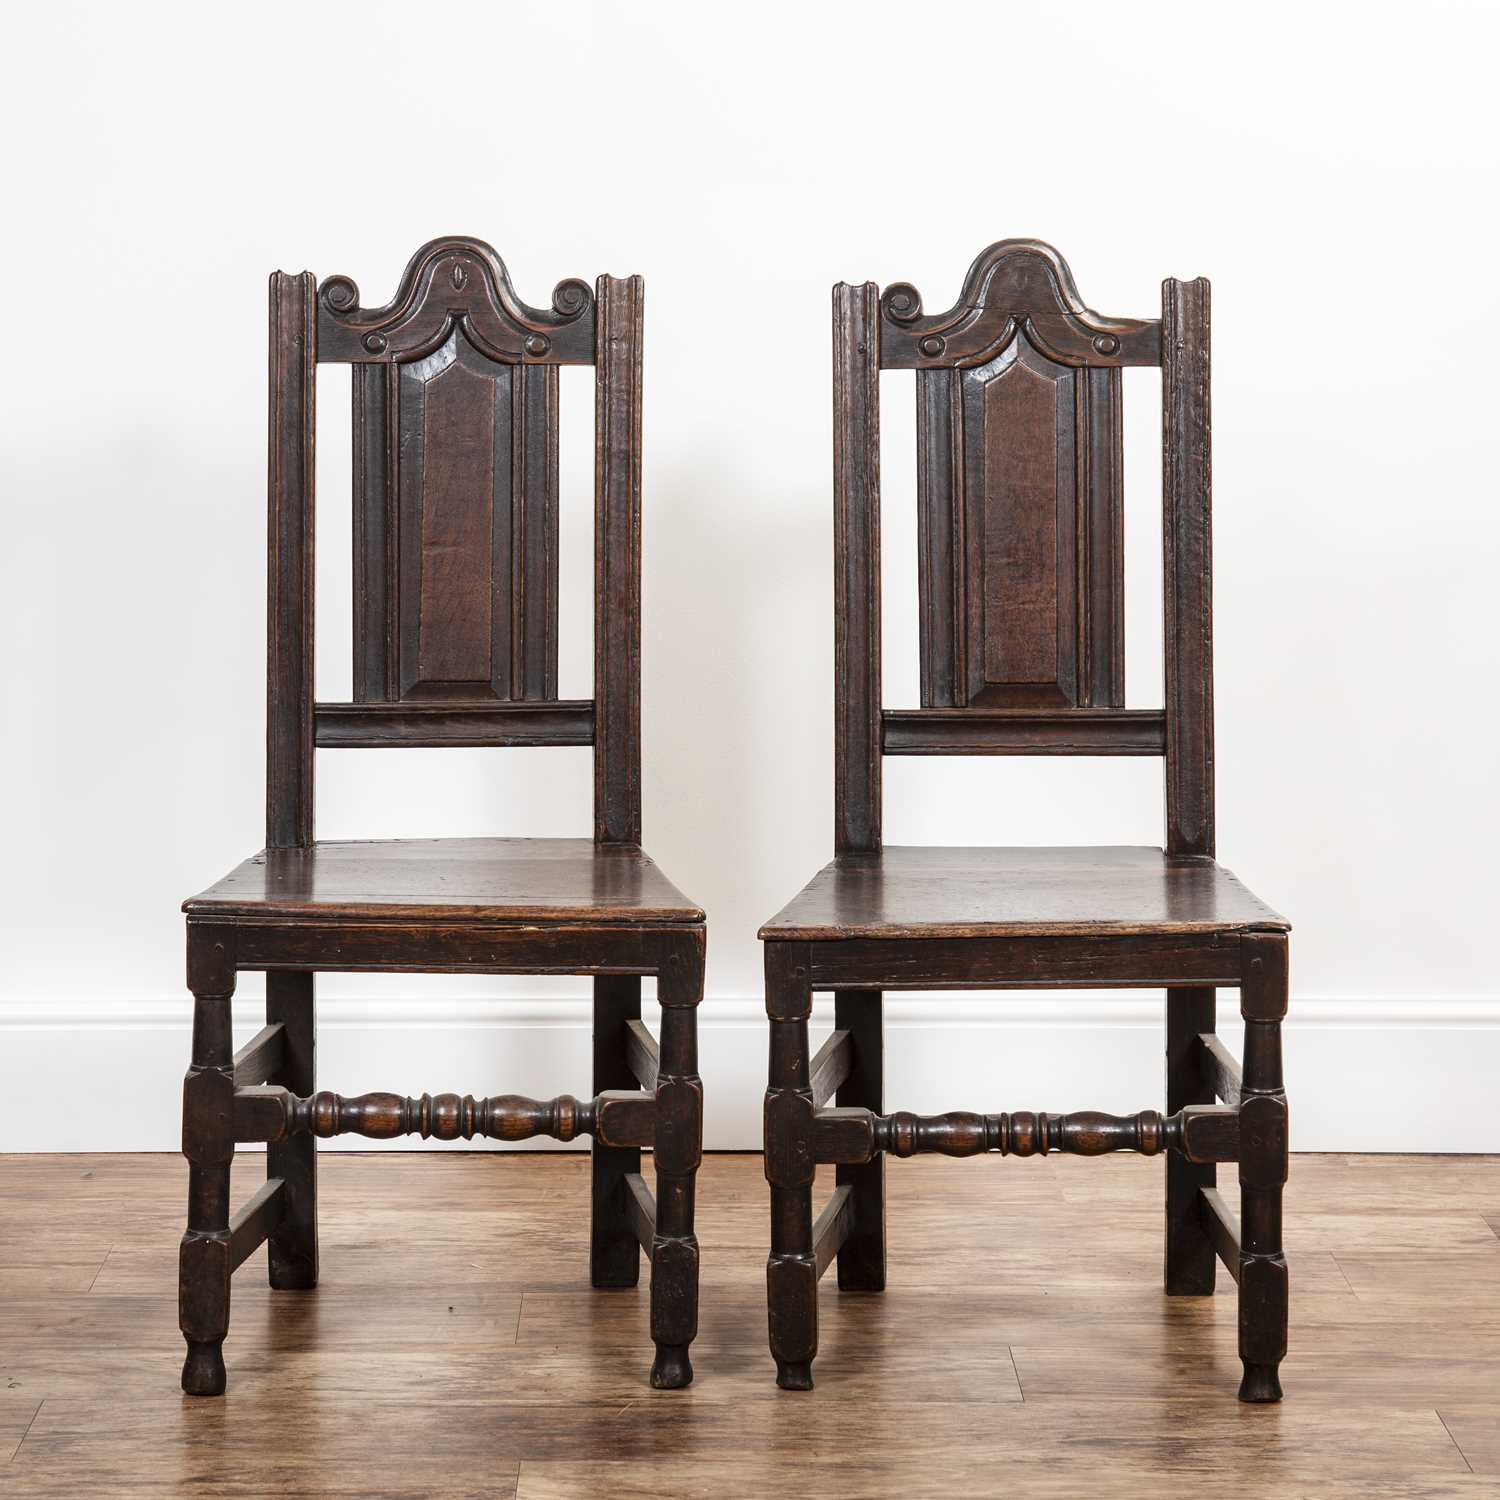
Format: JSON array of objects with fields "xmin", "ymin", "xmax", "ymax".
[
  {"xmin": 880, "ymin": 238, "xmax": 1159, "ymax": 369},
  {"xmin": 317, "ymin": 237, "xmax": 595, "ymax": 365}
]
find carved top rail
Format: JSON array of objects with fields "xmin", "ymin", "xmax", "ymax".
[
  {"xmin": 878, "ymin": 238, "xmax": 1160, "ymax": 370},
  {"xmin": 316, "ymin": 236, "xmax": 596, "ymax": 365}
]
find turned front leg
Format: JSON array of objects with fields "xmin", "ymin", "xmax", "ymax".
[
  {"xmin": 1238, "ymin": 933, "xmax": 1289, "ymax": 1402},
  {"xmin": 650, "ymin": 938, "xmax": 704, "ymax": 1390},
  {"xmin": 179, "ymin": 929, "xmax": 236, "ymax": 1396},
  {"xmin": 764, "ymin": 942, "xmax": 816, "ymax": 1390}
]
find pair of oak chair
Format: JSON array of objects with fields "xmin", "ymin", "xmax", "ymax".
[{"xmin": 180, "ymin": 236, "xmax": 1289, "ymax": 1406}]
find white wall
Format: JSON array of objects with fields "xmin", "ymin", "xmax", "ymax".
[{"xmin": 3, "ymin": 1, "xmax": 1498, "ymax": 1151}]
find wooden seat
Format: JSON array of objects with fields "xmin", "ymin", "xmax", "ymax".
[
  {"xmin": 762, "ymin": 846, "xmax": 1285, "ymax": 939},
  {"xmin": 187, "ymin": 838, "xmax": 704, "ymax": 924},
  {"xmin": 178, "ymin": 239, "xmax": 703, "ymax": 1401},
  {"xmin": 760, "ymin": 241, "xmax": 1291, "ymax": 1404}
]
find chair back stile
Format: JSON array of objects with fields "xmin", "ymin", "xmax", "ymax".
[
  {"xmin": 830, "ymin": 240, "xmax": 1215, "ymax": 858},
  {"xmin": 264, "ymin": 237, "xmax": 644, "ymax": 851}
]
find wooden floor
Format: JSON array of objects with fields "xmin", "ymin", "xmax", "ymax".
[{"xmin": 4, "ymin": 1152, "xmax": 1500, "ymax": 1497}]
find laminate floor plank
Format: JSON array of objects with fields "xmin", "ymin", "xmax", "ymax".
[
  {"xmin": 0, "ymin": 1396, "xmax": 43, "ymax": 1465},
  {"xmin": 3, "ymin": 1151, "xmax": 1500, "ymax": 1496},
  {"xmin": 1436, "ymin": 1405, "xmax": 1500, "ymax": 1475}
]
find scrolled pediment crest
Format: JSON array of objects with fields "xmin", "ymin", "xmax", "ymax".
[
  {"xmin": 316, "ymin": 236, "xmax": 596, "ymax": 365},
  {"xmin": 878, "ymin": 239, "xmax": 1160, "ymax": 370}
]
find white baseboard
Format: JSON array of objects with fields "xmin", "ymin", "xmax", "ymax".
[{"xmin": 3, "ymin": 995, "xmax": 1496, "ymax": 1153}]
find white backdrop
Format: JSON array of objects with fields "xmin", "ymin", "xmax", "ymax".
[{"xmin": 4, "ymin": 1, "xmax": 1498, "ymax": 1150}]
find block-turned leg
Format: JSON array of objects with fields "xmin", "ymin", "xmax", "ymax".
[
  {"xmin": 764, "ymin": 941, "xmax": 816, "ymax": 1389},
  {"xmin": 650, "ymin": 937, "xmax": 703, "ymax": 1389},
  {"xmin": 591, "ymin": 975, "xmax": 643, "ymax": 1289},
  {"xmin": 179, "ymin": 926, "xmax": 236, "ymax": 1396},
  {"xmin": 834, "ymin": 989, "xmax": 885, "ymax": 1292},
  {"xmin": 267, "ymin": 971, "xmax": 317, "ymax": 1290},
  {"xmin": 1238, "ymin": 933, "xmax": 1289, "ymax": 1402},
  {"xmin": 1165, "ymin": 987, "xmax": 1217, "ymax": 1294}
]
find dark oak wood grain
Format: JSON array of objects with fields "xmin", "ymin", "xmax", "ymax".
[
  {"xmin": 811, "ymin": 1103, "xmax": 1238, "ymax": 1165},
  {"xmin": 594, "ymin": 273, "xmax": 644, "ymax": 847},
  {"xmin": 180, "ymin": 238, "xmax": 703, "ymax": 1397},
  {"xmin": 186, "ymin": 839, "xmax": 702, "ymax": 925},
  {"xmin": 264, "ymin": 971, "xmax": 316, "ymax": 1291},
  {"xmin": 883, "ymin": 707, "xmax": 1164, "ymax": 756},
  {"xmin": 1162, "ymin": 275, "xmax": 1215, "ymax": 859},
  {"xmin": 763, "ymin": 239, "xmax": 1289, "ymax": 1404},
  {"xmin": 230, "ymin": 1022, "xmax": 286, "ymax": 1087},
  {"xmin": 1165, "ymin": 988, "xmax": 1218, "ymax": 1296},
  {"xmin": 234, "ymin": 1086, "xmax": 656, "ymax": 1149},
  {"xmin": 593, "ymin": 976, "xmax": 644, "ymax": 1290},
  {"xmin": 761, "ymin": 846, "xmax": 1286, "ymax": 940},
  {"xmin": 266, "ymin": 271, "xmax": 316, "ymax": 850},
  {"xmin": 313, "ymin": 699, "xmax": 592, "ymax": 748},
  {"xmin": 808, "ymin": 1028, "xmax": 853, "ymax": 1109},
  {"xmin": 833, "ymin": 992, "xmax": 884, "ymax": 1292},
  {"xmin": 832, "ymin": 281, "xmax": 882, "ymax": 856}
]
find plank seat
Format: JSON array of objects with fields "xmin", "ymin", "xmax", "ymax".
[
  {"xmin": 760, "ymin": 845, "xmax": 1285, "ymax": 941},
  {"xmin": 186, "ymin": 838, "xmax": 703, "ymax": 926}
]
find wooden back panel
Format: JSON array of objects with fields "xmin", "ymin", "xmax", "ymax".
[
  {"xmin": 833, "ymin": 240, "xmax": 1214, "ymax": 857},
  {"xmin": 351, "ymin": 343, "xmax": 560, "ymax": 705},
  {"xmin": 266, "ymin": 238, "xmax": 643, "ymax": 848}
]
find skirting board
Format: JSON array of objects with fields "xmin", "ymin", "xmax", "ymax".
[{"xmin": 2, "ymin": 995, "xmax": 1497, "ymax": 1153}]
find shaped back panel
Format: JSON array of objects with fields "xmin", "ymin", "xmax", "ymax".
[
  {"xmin": 350, "ymin": 342, "xmax": 558, "ymax": 704},
  {"xmin": 889, "ymin": 241, "xmax": 1149, "ymax": 710},
  {"xmin": 916, "ymin": 341, "xmax": 1122, "ymax": 709},
  {"xmin": 322, "ymin": 238, "xmax": 593, "ymax": 707}
]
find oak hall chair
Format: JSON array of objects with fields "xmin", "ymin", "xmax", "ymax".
[
  {"xmin": 179, "ymin": 238, "xmax": 704, "ymax": 1395},
  {"xmin": 760, "ymin": 240, "xmax": 1290, "ymax": 1401}
]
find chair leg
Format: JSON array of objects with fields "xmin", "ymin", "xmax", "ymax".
[
  {"xmin": 834, "ymin": 989, "xmax": 885, "ymax": 1292},
  {"xmin": 179, "ymin": 964, "xmax": 235, "ymax": 1396},
  {"xmin": 649, "ymin": 942, "xmax": 703, "ymax": 1389},
  {"xmin": 591, "ymin": 975, "xmax": 643, "ymax": 1289},
  {"xmin": 1164, "ymin": 986, "xmax": 1216, "ymax": 1294},
  {"xmin": 267, "ymin": 971, "xmax": 317, "ymax": 1290},
  {"xmin": 1238, "ymin": 934, "xmax": 1289, "ymax": 1403},
  {"xmin": 764, "ymin": 942, "xmax": 816, "ymax": 1390}
]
